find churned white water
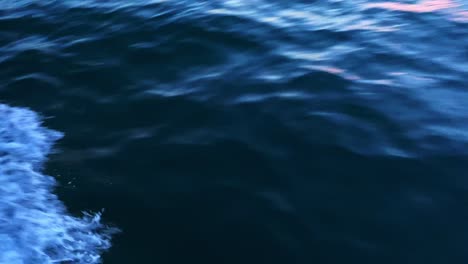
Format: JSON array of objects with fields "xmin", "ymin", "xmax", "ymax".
[{"xmin": 0, "ymin": 104, "xmax": 114, "ymax": 264}]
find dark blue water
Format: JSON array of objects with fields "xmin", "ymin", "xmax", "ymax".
[{"xmin": 1, "ymin": 0, "xmax": 468, "ymax": 263}]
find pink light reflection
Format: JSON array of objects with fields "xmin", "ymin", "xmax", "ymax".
[
  {"xmin": 305, "ymin": 65, "xmax": 361, "ymax": 81},
  {"xmin": 365, "ymin": 0, "xmax": 459, "ymax": 13},
  {"xmin": 451, "ymin": 10, "xmax": 468, "ymax": 22},
  {"xmin": 311, "ymin": 65, "xmax": 344, "ymax": 75}
]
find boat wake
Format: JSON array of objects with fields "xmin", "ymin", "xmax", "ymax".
[{"xmin": 0, "ymin": 104, "xmax": 114, "ymax": 264}]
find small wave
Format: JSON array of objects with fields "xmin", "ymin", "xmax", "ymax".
[{"xmin": 0, "ymin": 104, "xmax": 115, "ymax": 264}]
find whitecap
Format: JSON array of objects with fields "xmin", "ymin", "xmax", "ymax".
[{"xmin": 0, "ymin": 104, "xmax": 115, "ymax": 264}]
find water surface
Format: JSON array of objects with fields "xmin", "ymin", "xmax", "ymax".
[{"xmin": 0, "ymin": 0, "xmax": 467, "ymax": 263}]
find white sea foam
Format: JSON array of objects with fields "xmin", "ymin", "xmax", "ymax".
[{"xmin": 0, "ymin": 104, "xmax": 114, "ymax": 264}]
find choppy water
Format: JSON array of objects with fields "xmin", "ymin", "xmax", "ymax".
[
  {"xmin": 1, "ymin": 0, "xmax": 467, "ymax": 263},
  {"xmin": 0, "ymin": 105, "xmax": 114, "ymax": 263}
]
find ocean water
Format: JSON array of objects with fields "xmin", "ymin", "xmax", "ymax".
[{"xmin": 0, "ymin": 0, "xmax": 467, "ymax": 263}]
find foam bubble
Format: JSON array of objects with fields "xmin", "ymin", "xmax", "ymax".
[{"xmin": 0, "ymin": 104, "xmax": 115, "ymax": 264}]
